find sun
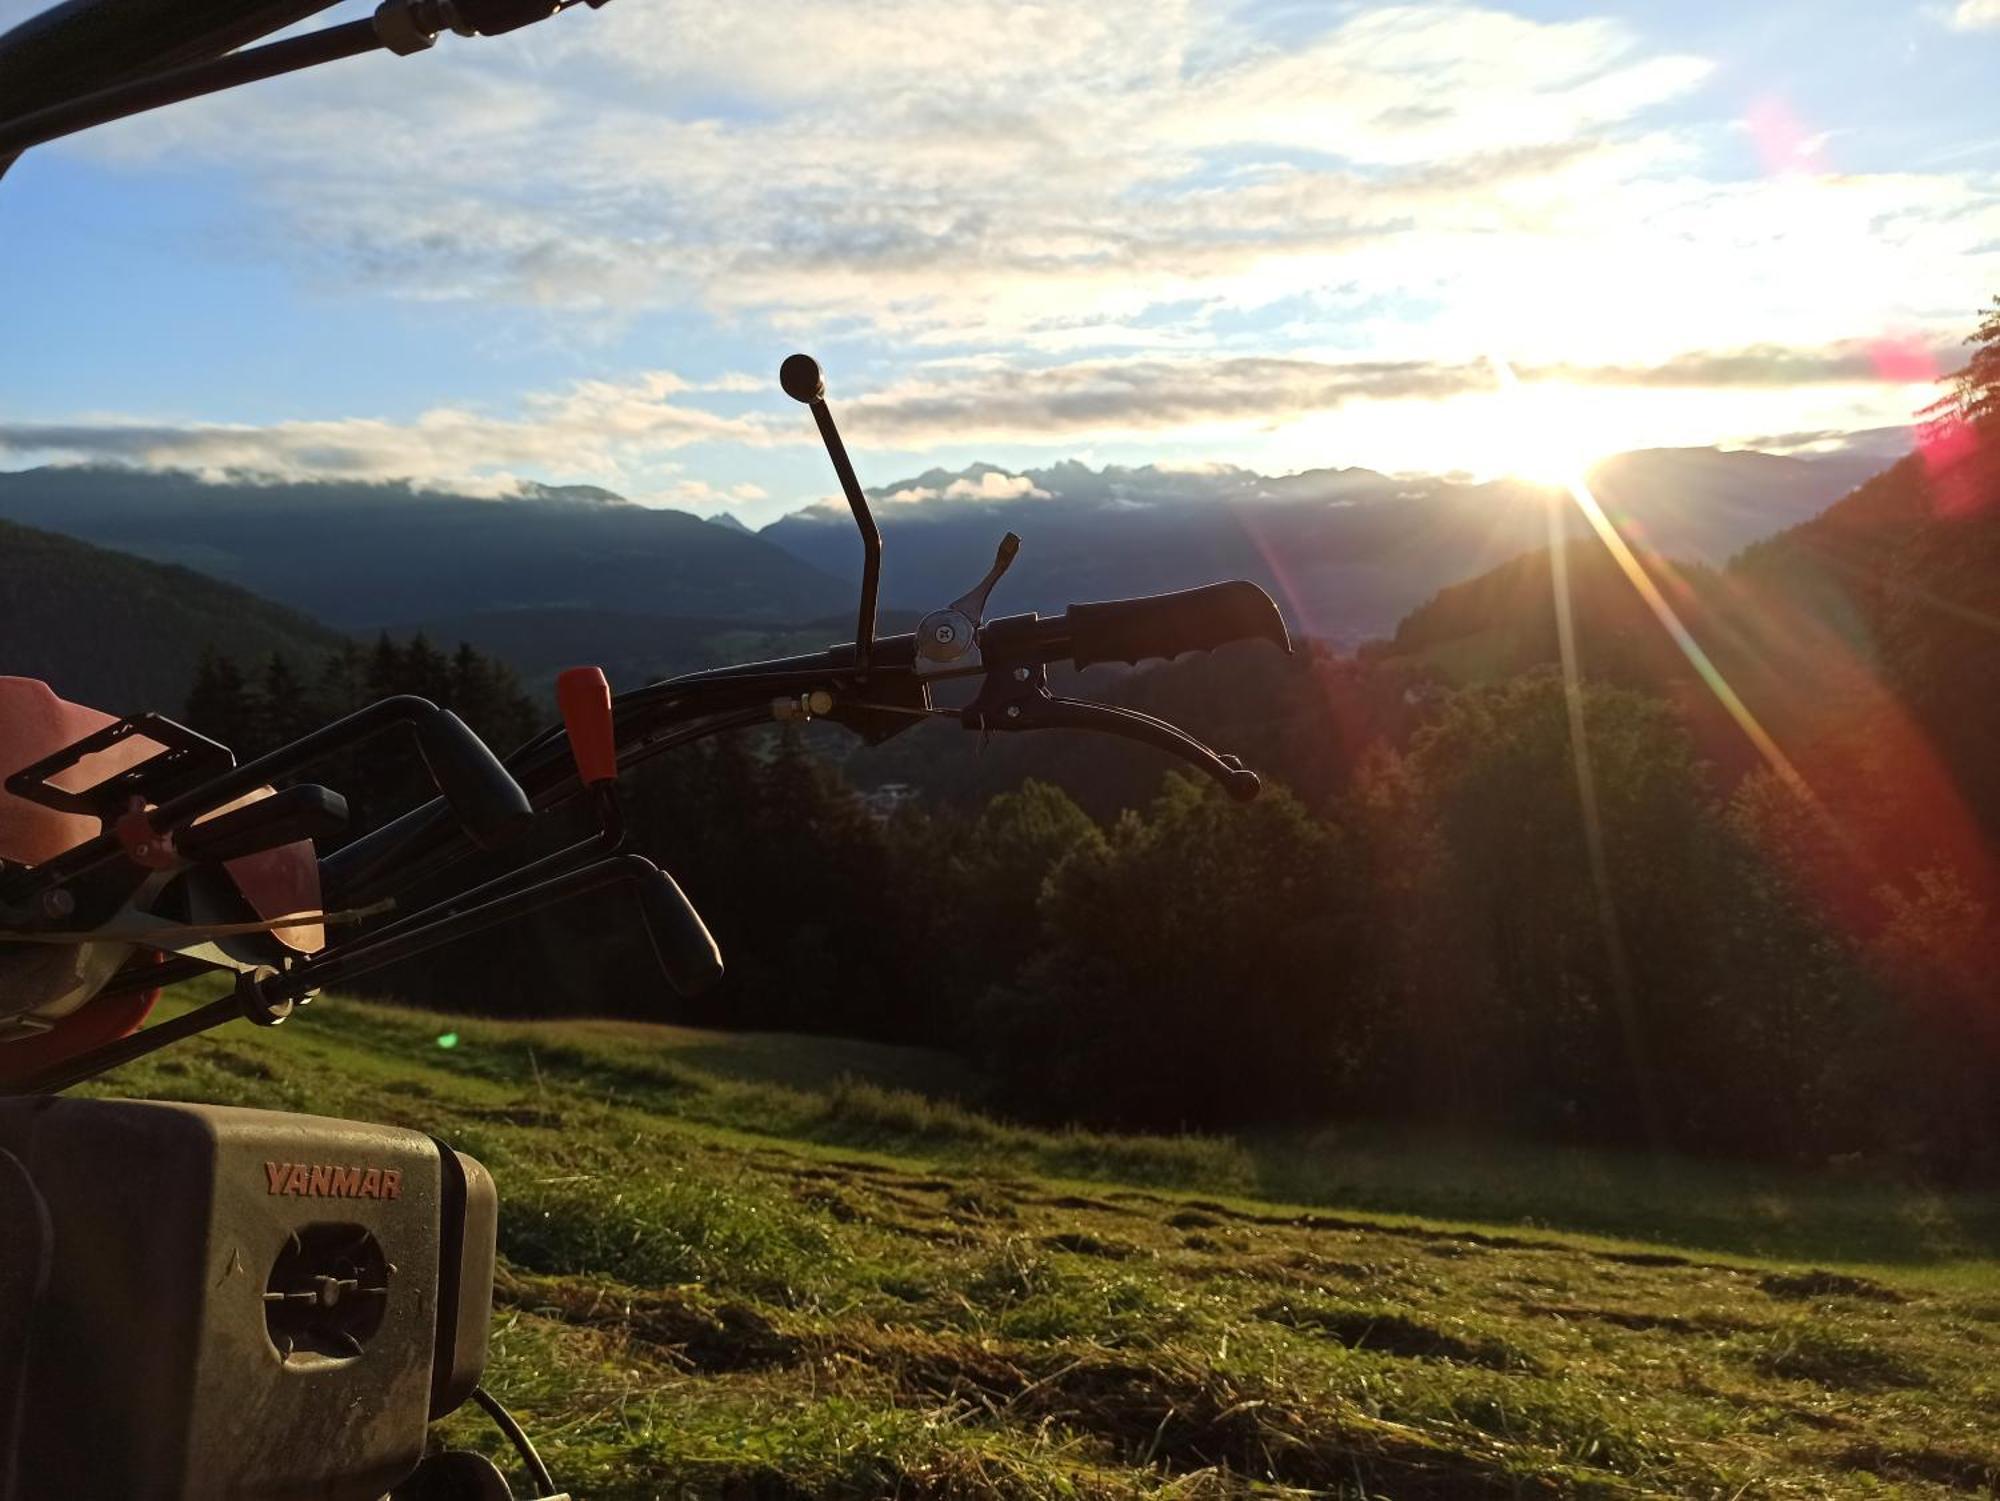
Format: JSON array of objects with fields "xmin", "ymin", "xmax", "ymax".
[
  {"xmin": 1480, "ymin": 363, "xmax": 1613, "ymax": 488},
  {"xmin": 1507, "ymin": 429, "xmax": 1606, "ymax": 488}
]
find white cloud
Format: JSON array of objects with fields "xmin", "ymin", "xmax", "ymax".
[
  {"xmin": 946, "ymin": 472, "xmax": 1049, "ymax": 501},
  {"xmin": 30, "ymin": 0, "xmax": 1990, "ymax": 395},
  {"xmin": 44, "ymin": 3, "xmax": 1727, "ymax": 344},
  {"xmin": 0, "ymin": 373, "xmax": 777, "ymax": 494},
  {"xmin": 12, "ymin": 0, "xmax": 1995, "ymax": 505},
  {"xmin": 0, "ymin": 338, "xmax": 1946, "ymax": 501},
  {"xmin": 1948, "ymin": 0, "xmax": 2000, "ymax": 28}
]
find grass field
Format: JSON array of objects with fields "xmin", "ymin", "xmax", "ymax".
[{"xmin": 86, "ymin": 987, "xmax": 1999, "ymax": 1499}]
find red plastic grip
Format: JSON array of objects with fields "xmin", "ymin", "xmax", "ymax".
[{"xmin": 557, "ymin": 666, "xmax": 618, "ymax": 786}]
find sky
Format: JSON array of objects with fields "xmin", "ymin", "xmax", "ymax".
[{"xmin": 1, "ymin": 0, "xmax": 1997, "ymax": 524}]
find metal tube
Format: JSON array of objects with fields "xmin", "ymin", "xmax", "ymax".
[
  {"xmin": 0, "ymin": 0, "xmax": 347, "ymax": 116},
  {"xmin": 266, "ymin": 853, "xmax": 655, "ymax": 999},
  {"xmin": 0, "ymin": 17, "xmax": 382, "ymax": 158},
  {"xmin": 809, "ymin": 398, "xmax": 881, "ymax": 677},
  {"xmin": 2, "ymin": 994, "xmax": 238, "ymax": 1096}
]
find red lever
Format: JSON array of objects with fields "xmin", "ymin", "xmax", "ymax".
[{"xmin": 557, "ymin": 667, "xmax": 618, "ymax": 786}]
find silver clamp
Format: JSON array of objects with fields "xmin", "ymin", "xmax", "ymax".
[{"xmin": 372, "ymin": 0, "xmax": 473, "ymax": 55}]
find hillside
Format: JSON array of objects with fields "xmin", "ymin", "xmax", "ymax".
[
  {"xmin": 0, "ymin": 467, "xmax": 852, "ymax": 628},
  {"xmin": 1372, "ymin": 448, "xmax": 2000, "ymax": 858},
  {"xmin": 0, "ymin": 517, "xmax": 343, "ymax": 710},
  {"xmin": 94, "ymin": 986, "xmax": 2000, "ymax": 1500}
]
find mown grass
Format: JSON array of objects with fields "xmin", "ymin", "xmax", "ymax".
[{"xmin": 83, "ymin": 985, "xmax": 2000, "ymax": 1499}]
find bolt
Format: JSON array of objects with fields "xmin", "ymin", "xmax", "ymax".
[
  {"xmin": 933, "ymin": 622, "xmax": 957, "ymax": 645},
  {"xmin": 1005, "ymin": 705, "xmax": 1022, "ymax": 719},
  {"xmin": 39, "ymin": 888, "xmax": 74, "ymax": 919},
  {"xmin": 1013, "ymin": 666, "xmax": 1030, "ymax": 681}
]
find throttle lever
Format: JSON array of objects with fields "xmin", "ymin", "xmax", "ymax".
[
  {"xmin": 916, "ymin": 532, "xmax": 1020, "ymax": 676},
  {"xmin": 963, "ymin": 664, "xmax": 1261, "ymax": 802}
]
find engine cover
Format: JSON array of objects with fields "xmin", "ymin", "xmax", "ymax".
[{"xmin": 0, "ymin": 1099, "xmax": 495, "ymax": 1501}]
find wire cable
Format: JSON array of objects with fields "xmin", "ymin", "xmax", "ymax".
[{"xmin": 470, "ymin": 1385, "xmax": 557, "ymax": 1497}]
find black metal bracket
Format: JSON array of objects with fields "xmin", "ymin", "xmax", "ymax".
[{"xmin": 4, "ymin": 713, "xmax": 233, "ymax": 820}]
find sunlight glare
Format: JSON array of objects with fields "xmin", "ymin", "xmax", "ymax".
[
  {"xmin": 1465, "ymin": 374, "xmax": 1615, "ymax": 486},
  {"xmin": 1489, "ymin": 357, "xmax": 1816, "ymax": 800}
]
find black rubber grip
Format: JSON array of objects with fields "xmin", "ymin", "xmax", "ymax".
[
  {"xmin": 635, "ymin": 862, "xmax": 724, "ymax": 996},
  {"xmin": 174, "ymin": 784, "xmax": 348, "ymax": 863},
  {"xmin": 1065, "ymin": 581, "xmax": 1291, "ymax": 669},
  {"xmin": 414, "ymin": 709, "xmax": 535, "ymax": 852}
]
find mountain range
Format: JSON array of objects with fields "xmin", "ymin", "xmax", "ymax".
[
  {"xmin": 0, "ymin": 441, "xmax": 1897, "ymax": 704},
  {"xmin": 0, "ymin": 468, "xmax": 851, "ymax": 628},
  {"xmin": 764, "ymin": 447, "xmax": 1891, "ymax": 645}
]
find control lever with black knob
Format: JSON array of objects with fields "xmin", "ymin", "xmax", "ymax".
[
  {"xmin": 782, "ymin": 353, "xmax": 882, "ymax": 677},
  {"xmin": 311, "ymin": 667, "xmax": 724, "ymax": 1000}
]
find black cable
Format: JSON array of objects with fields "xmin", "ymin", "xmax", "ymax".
[
  {"xmin": 470, "ymin": 1385, "xmax": 557, "ymax": 1497},
  {"xmin": 0, "ymin": 16, "xmax": 382, "ymax": 157}
]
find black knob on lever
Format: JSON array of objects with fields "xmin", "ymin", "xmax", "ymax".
[
  {"xmin": 781, "ymin": 353, "xmax": 880, "ymax": 676},
  {"xmin": 630, "ymin": 856, "xmax": 724, "ymax": 996},
  {"xmin": 780, "ymin": 353, "xmax": 825, "ymax": 404}
]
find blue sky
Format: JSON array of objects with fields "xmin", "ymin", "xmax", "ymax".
[{"xmin": 2, "ymin": 0, "xmax": 1997, "ymax": 522}]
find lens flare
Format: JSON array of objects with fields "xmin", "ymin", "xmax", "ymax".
[{"xmin": 1491, "ymin": 358, "xmax": 1815, "ymax": 799}]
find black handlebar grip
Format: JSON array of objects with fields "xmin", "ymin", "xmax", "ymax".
[
  {"xmin": 634, "ymin": 860, "xmax": 725, "ymax": 996},
  {"xmin": 1065, "ymin": 580, "xmax": 1291, "ymax": 669},
  {"xmin": 413, "ymin": 709, "xmax": 535, "ymax": 851},
  {"xmin": 174, "ymin": 784, "xmax": 349, "ymax": 864}
]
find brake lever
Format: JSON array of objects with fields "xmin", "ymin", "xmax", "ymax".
[{"xmin": 962, "ymin": 663, "xmax": 1261, "ymax": 802}]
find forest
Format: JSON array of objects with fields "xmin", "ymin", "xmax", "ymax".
[{"xmin": 177, "ymin": 305, "xmax": 2000, "ymax": 1180}]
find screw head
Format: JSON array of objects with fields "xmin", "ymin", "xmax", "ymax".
[
  {"xmin": 1013, "ymin": 666, "xmax": 1030, "ymax": 681},
  {"xmin": 40, "ymin": 888, "xmax": 75, "ymax": 919},
  {"xmin": 933, "ymin": 623, "xmax": 957, "ymax": 645},
  {"xmin": 1005, "ymin": 704, "xmax": 1022, "ymax": 719}
]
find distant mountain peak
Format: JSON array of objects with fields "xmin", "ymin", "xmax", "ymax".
[{"xmin": 706, "ymin": 511, "xmax": 753, "ymax": 533}]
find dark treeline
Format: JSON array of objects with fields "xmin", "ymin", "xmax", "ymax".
[
  {"xmin": 180, "ymin": 308, "xmax": 2000, "ymax": 1179},
  {"xmin": 192, "ymin": 646, "xmax": 1995, "ymax": 1179},
  {"xmin": 186, "ymin": 633, "xmax": 542, "ymax": 836}
]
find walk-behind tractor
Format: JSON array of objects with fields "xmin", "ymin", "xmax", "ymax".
[{"xmin": 0, "ymin": 5, "xmax": 1291, "ymax": 1495}]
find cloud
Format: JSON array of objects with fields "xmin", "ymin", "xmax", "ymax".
[
  {"xmin": 1948, "ymin": 0, "xmax": 2000, "ymax": 28},
  {"xmin": 45, "ymin": 3, "xmax": 1721, "ymax": 343},
  {"xmin": 835, "ymin": 341, "xmax": 1950, "ymax": 448},
  {"xmin": 882, "ymin": 471, "xmax": 1052, "ymax": 504},
  {"xmin": 27, "ymin": 0, "xmax": 1992, "ymax": 430},
  {"xmin": 0, "ymin": 374, "xmax": 775, "ymax": 493},
  {"xmin": 0, "ymin": 338, "xmax": 1943, "ymax": 502}
]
